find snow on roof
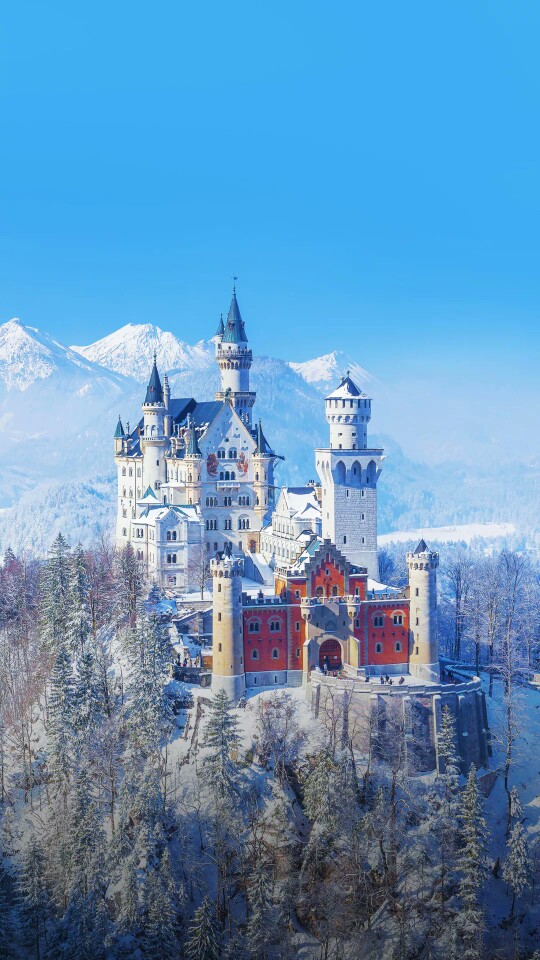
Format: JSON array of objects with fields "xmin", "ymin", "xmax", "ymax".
[
  {"xmin": 281, "ymin": 487, "xmax": 321, "ymax": 519},
  {"xmin": 326, "ymin": 374, "xmax": 368, "ymax": 400},
  {"xmin": 367, "ymin": 577, "xmax": 400, "ymax": 594}
]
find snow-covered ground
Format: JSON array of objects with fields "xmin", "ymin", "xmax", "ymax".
[{"xmin": 378, "ymin": 521, "xmax": 517, "ymax": 546}]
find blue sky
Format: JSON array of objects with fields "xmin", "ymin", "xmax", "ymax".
[{"xmin": 1, "ymin": 0, "xmax": 539, "ymax": 384}]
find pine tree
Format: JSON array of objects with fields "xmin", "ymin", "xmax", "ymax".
[
  {"xmin": 47, "ymin": 643, "xmax": 76, "ymax": 792},
  {"xmin": 126, "ymin": 610, "xmax": 172, "ymax": 755},
  {"xmin": 0, "ymin": 865, "xmax": 17, "ymax": 959},
  {"xmin": 432, "ymin": 705, "xmax": 461, "ymax": 917},
  {"xmin": 67, "ymin": 766, "xmax": 106, "ymax": 900},
  {"xmin": 67, "ymin": 544, "xmax": 91, "ymax": 655},
  {"xmin": 457, "ymin": 765, "xmax": 488, "ymax": 960},
  {"xmin": 74, "ymin": 645, "xmax": 102, "ymax": 748},
  {"xmin": 502, "ymin": 787, "xmax": 532, "ymax": 918},
  {"xmin": 247, "ymin": 863, "xmax": 273, "ymax": 960},
  {"xmin": 203, "ymin": 689, "xmax": 241, "ymax": 800},
  {"xmin": 184, "ymin": 896, "xmax": 220, "ymax": 960},
  {"xmin": 141, "ymin": 867, "xmax": 179, "ymax": 959},
  {"xmin": 117, "ymin": 854, "xmax": 140, "ymax": 937},
  {"xmin": 19, "ymin": 834, "xmax": 50, "ymax": 960},
  {"xmin": 39, "ymin": 533, "xmax": 71, "ymax": 654}
]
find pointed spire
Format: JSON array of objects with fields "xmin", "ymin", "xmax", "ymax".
[
  {"xmin": 113, "ymin": 414, "xmax": 125, "ymax": 439},
  {"xmin": 222, "ymin": 283, "xmax": 247, "ymax": 344},
  {"xmin": 414, "ymin": 539, "xmax": 428, "ymax": 554},
  {"xmin": 216, "ymin": 313, "xmax": 225, "ymax": 337},
  {"xmin": 144, "ymin": 353, "xmax": 163, "ymax": 404},
  {"xmin": 254, "ymin": 418, "xmax": 273, "ymax": 455},
  {"xmin": 185, "ymin": 414, "xmax": 201, "ymax": 456}
]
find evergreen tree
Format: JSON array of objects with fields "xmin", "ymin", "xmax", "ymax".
[
  {"xmin": 203, "ymin": 689, "xmax": 241, "ymax": 800},
  {"xmin": 457, "ymin": 765, "xmax": 488, "ymax": 960},
  {"xmin": 74, "ymin": 645, "xmax": 103, "ymax": 748},
  {"xmin": 19, "ymin": 834, "xmax": 50, "ymax": 960},
  {"xmin": 184, "ymin": 896, "xmax": 220, "ymax": 960},
  {"xmin": 141, "ymin": 867, "xmax": 179, "ymax": 959},
  {"xmin": 126, "ymin": 611, "xmax": 172, "ymax": 755},
  {"xmin": 502, "ymin": 787, "xmax": 532, "ymax": 918},
  {"xmin": 68, "ymin": 766, "xmax": 106, "ymax": 900},
  {"xmin": 117, "ymin": 854, "xmax": 140, "ymax": 937},
  {"xmin": 0, "ymin": 865, "xmax": 17, "ymax": 959},
  {"xmin": 47, "ymin": 643, "xmax": 76, "ymax": 791},
  {"xmin": 67, "ymin": 544, "xmax": 91, "ymax": 655},
  {"xmin": 39, "ymin": 534, "xmax": 71, "ymax": 654},
  {"xmin": 431, "ymin": 705, "xmax": 461, "ymax": 917},
  {"xmin": 247, "ymin": 863, "xmax": 273, "ymax": 960}
]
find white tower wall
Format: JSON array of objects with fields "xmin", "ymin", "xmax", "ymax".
[
  {"xmin": 407, "ymin": 545, "xmax": 440, "ymax": 683},
  {"xmin": 211, "ymin": 555, "xmax": 246, "ymax": 702}
]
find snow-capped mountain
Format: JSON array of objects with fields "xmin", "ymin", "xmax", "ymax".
[
  {"xmin": 290, "ymin": 351, "xmax": 376, "ymax": 393},
  {"xmin": 0, "ymin": 317, "xmax": 128, "ymax": 391},
  {"xmin": 72, "ymin": 323, "xmax": 214, "ymax": 381}
]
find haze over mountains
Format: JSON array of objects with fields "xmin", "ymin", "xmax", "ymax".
[{"xmin": 0, "ymin": 315, "xmax": 537, "ymax": 555}]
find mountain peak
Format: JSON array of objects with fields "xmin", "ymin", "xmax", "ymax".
[
  {"xmin": 72, "ymin": 323, "xmax": 214, "ymax": 381},
  {"xmin": 289, "ymin": 350, "xmax": 375, "ymax": 394}
]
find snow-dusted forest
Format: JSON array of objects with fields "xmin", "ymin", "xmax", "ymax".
[{"xmin": 1, "ymin": 538, "xmax": 540, "ymax": 960}]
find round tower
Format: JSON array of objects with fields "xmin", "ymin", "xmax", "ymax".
[
  {"xmin": 407, "ymin": 540, "xmax": 440, "ymax": 683},
  {"xmin": 141, "ymin": 353, "xmax": 168, "ymax": 494},
  {"xmin": 215, "ymin": 284, "xmax": 255, "ymax": 426},
  {"xmin": 324, "ymin": 374, "xmax": 371, "ymax": 451},
  {"xmin": 183, "ymin": 415, "xmax": 202, "ymax": 507},
  {"xmin": 211, "ymin": 553, "xmax": 246, "ymax": 702}
]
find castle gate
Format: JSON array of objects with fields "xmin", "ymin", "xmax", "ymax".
[{"xmin": 319, "ymin": 637, "xmax": 343, "ymax": 670}]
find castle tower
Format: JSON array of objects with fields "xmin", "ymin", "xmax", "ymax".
[
  {"xmin": 183, "ymin": 414, "xmax": 202, "ymax": 507},
  {"xmin": 252, "ymin": 419, "xmax": 275, "ymax": 531},
  {"xmin": 315, "ymin": 375, "xmax": 383, "ymax": 580},
  {"xmin": 214, "ymin": 284, "xmax": 256, "ymax": 426},
  {"xmin": 407, "ymin": 540, "xmax": 440, "ymax": 683},
  {"xmin": 141, "ymin": 354, "xmax": 168, "ymax": 494},
  {"xmin": 113, "ymin": 415, "xmax": 125, "ymax": 455},
  {"xmin": 210, "ymin": 552, "xmax": 246, "ymax": 701}
]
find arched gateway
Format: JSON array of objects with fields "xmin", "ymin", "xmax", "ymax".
[{"xmin": 319, "ymin": 637, "xmax": 343, "ymax": 671}]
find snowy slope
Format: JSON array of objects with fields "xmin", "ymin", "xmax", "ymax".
[
  {"xmin": 290, "ymin": 351, "xmax": 376, "ymax": 393},
  {"xmin": 72, "ymin": 323, "xmax": 214, "ymax": 381}
]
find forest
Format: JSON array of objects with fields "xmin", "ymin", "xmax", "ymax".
[{"xmin": 0, "ymin": 536, "xmax": 539, "ymax": 960}]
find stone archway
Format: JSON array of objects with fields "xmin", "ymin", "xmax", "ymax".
[{"xmin": 319, "ymin": 637, "xmax": 343, "ymax": 671}]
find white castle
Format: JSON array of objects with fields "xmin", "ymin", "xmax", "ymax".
[{"xmin": 114, "ymin": 285, "xmax": 382, "ymax": 588}]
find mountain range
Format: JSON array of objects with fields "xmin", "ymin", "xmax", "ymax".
[{"xmin": 0, "ymin": 316, "xmax": 537, "ymax": 556}]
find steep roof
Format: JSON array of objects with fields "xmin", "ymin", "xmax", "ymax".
[
  {"xmin": 185, "ymin": 415, "xmax": 202, "ymax": 456},
  {"xmin": 144, "ymin": 353, "xmax": 164, "ymax": 405},
  {"xmin": 222, "ymin": 287, "xmax": 247, "ymax": 344},
  {"xmin": 253, "ymin": 419, "xmax": 273, "ymax": 455},
  {"xmin": 215, "ymin": 314, "xmax": 225, "ymax": 337},
  {"xmin": 326, "ymin": 373, "xmax": 365, "ymax": 400},
  {"xmin": 113, "ymin": 415, "xmax": 125, "ymax": 439},
  {"xmin": 413, "ymin": 539, "xmax": 428, "ymax": 554}
]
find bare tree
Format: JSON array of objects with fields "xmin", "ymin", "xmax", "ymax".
[{"xmin": 187, "ymin": 543, "xmax": 211, "ymax": 600}]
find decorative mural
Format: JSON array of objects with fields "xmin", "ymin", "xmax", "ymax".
[{"xmin": 206, "ymin": 453, "xmax": 218, "ymax": 477}]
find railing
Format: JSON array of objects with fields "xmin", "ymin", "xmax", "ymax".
[{"xmin": 311, "ymin": 672, "xmax": 482, "ymax": 697}]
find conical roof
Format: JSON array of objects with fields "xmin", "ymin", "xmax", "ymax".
[
  {"xmin": 413, "ymin": 539, "xmax": 428, "ymax": 554},
  {"xmin": 144, "ymin": 353, "xmax": 164, "ymax": 404},
  {"xmin": 254, "ymin": 419, "xmax": 273, "ymax": 455},
  {"xmin": 113, "ymin": 415, "xmax": 125, "ymax": 439},
  {"xmin": 326, "ymin": 373, "xmax": 363, "ymax": 400},
  {"xmin": 215, "ymin": 313, "xmax": 225, "ymax": 337},
  {"xmin": 222, "ymin": 286, "xmax": 247, "ymax": 344},
  {"xmin": 185, "ymin": 415, "xmax": 201, "ymax": 456}
]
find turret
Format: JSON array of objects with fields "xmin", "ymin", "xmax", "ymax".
[
  {"xmin": 215, "ymin": 284, "xmax": 255, "ymax": 425},
  {"xmin": 163, "ymin": 373, "xmax": 172, "ymax": 438},
  {"xmin": 315, "ymin": 374, "xmax": 383, "ymax": 580},
  {"xmin": 407, "ymin": 540, "xmax": 440, "ymax": 683},
  {"xmin": 252, "ymin": 419, "xmax": 275, "ymax": 526},
  {"xmin": 141, "ymin": 353, "xmax": 167, "ymax": 494},
  {"xmin": 183, "ymin": 414, "xmax": 202, "ymax": 507},
  {"xmin": 113, "ymin": 415, "xmax": 125, "ymax": 455},
  {"xmin": 211, "ymin": 552, "xmax": 245, "ymax": 702}
]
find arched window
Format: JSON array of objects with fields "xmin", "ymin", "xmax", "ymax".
[
  {"xmin": 335, "ymin": 461, "xmax": 346, "ymax": 484},
  {"xmin": 375, "ymin": 642, "xmax": 383, "ymax": 654},
  {"xmin": 393, "ymin": 613, "xmax": 404, "ymax": 626},
  {"xmin": 122, "ymin": 467, "xmax": 126, "ymax": 476},
  {"xmin": 331, "ymin": 585, "xmax": 338, "ymax": 596},
  {"xmin": 229, "ymin": 448, "xmax": 237, "ymax": 459},
  {"xmin": 373, "ymin": 615, "xmax": 384, "ymax": 627},
  {"xmin": 166, "ymin": 531, "xmax": 171, "ymax": 541},
  {"xmin": 395, "ymin": 641, "xmax": 402, "ymax": 652},
  {"xmin": 272, "ymin": 649, "xmax": 279, "ymax": 659},
  {"xmin": 249, "ymin": 620, "xmax": 260, "ymax": 633},
  {"xmin": 217, "ymin": 448, "xmax": 226, "ymax": 459},
  {"xmin": 251, "ymin": 649, "xmax": 259, "ymax": 660},
  {"xmin": 172, "ymin": 531, "xmax": 177, "ymax": 541}
]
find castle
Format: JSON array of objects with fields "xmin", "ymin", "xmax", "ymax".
[{"xmin": 114, "ymin": 285, "xmax": 491, "ymax": 773}]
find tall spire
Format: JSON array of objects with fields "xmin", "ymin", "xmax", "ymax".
[
  {"xmin": 144, "ymin": 352, "xmax": 163, "ymax": 404},
  {"xmin": 113, "ymin": 414, "xmax": 125, "ymax": 439},
  {"xmin": 223, "ymin": 284, "xmax": 247, "ymax": 344},
  {"xmin": 185, "ymin": 414, "xmax": 201, "ymax": 456},
  {"xmin": 216, "ymin": 313, "xmax": 225, "ymax": 337}
]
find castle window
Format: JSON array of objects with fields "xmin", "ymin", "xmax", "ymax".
[
  {"xmin": 224, "ymin": 518, "xmax": 232, "ymax": 530},
  {"xmin": 395, "ymin": 642, "xmax": 402, "ymax": 652},
  {"xmin": 415, "ymin": 646, "xmax": 419, "ymax": 655},
  {"xmin": 375, "ymin": 642, "xmax": 383, "ymax": 653},
  {"xmin": 217, "ymin": 583, "xmax": 221, "ymax": 592},
  {"xmin": 122, "ymin": 467, "xmax": 126, "ymax": 476},
  {"xmin": 361, "ymin": 513, "xmax": 365, "ymax": 521},
  {"xmin": 129, "ymin": 468, "xmax": 133, "ymax": 477},
  {"xmin": 373, "ymin": 615, "xmax": 384, "ymax": 627},
  {"xmin": 229, "ymin": 448, "xmax": 237, "ymax": 459},
  {"xmin": 249, "ymin": 620, "xmax": 260, "ymax": 633},
  {"xmin": 167, "ymin": 531, "xmax": 171, "ymax": 541},
  {"xmin": 361, "ymin": 537, "xmax": 365, "ymax": 544},
  {"xmin": 295, "ymin": 622, "xmax": 300, "ymax": 630},
  {"xmin": 122, "ymin": 508, "xmax": 127, "ymax": 518},
  {"xmin": 415, "ymin": 587, "xmax": 419, "ymax": 597},
  {"xmin": 217, "ymin": 448, "xmax": 226, "ymax": 459},
  {"xmin": 122, "ymin": 527, "xmax": 127, "ymax": 537},
  {"xmin": 270, "ymin": 620, "xmax": 281, "ymax": 632},
  {"xmin": 218, "ymin": 643, "xmax": 222, "ymax": 652},
  {"xmin": 137, "ymin": 468, "xmax": 141, "ymax": 477},
  {"xmin": 331, "ymin": 586, "xmax": 338, "ymax": 597},
  {"xmin": 355, "ymin": 587, "xmax": 359, "ymax": 596},
  {"xmin": 393, "ymin": 613, "xmax": 403, "ymax": 626},
  {"xmin": 251, "ymin": 649, "xmax": 259, "ymax": 660},
  {"xmin": 218, "ymin": 612, "xmax": 222, "ymax": 622},
  {"xmin": 296, "ymin": 648, "xmax": 300, "ymax": 657},
  {"xmin": 343, "ymin": 535, "xmax": 347, "ymax": 544},
  {"xmin": 416, "ymin": 617, "xmax": 419, "ymax": 626},
  {"xmin": 295, "ymin": 590, "xmax": 300, "ymax": 599},
  {"xmin": 355, "ymin": 619, "xmax": 360, "ymax": 628},
  {"xmin": 137, "ymin": 550, "xmax": 143, "ymax": 560},
  {"xmin": 272, "ymin": 649, "xmax": 279, "ymax": 659}
]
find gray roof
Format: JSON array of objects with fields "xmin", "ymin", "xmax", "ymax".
[
  {"xmin": 253, "ymin": 419, "xmax": 273, "ymax": 455},
  {"xmin": 222, "ymin": 287, "xmax": 247, "ymax": 344},
  {"xmin": 414, "ymin": 539, "xmax": 428, "ymax": 554},
  {"xmin": 216, "ymin": 314, "xmax": 225, "ymax": 337},
  {"xmin": 113, "ymin": 415, "xmax": 124, "ymax": 439},
  {"xmin": 144, "ymin": 354, "xmax": 164, "ymax": 405}
]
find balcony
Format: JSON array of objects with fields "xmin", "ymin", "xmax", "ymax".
[{"xmin": 216, "ymin": 480, "xmax": 241, "ymax": 490}]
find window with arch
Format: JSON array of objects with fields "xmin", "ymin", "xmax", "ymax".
[
  {"xmin": 375, "ymin": 642, "xmax": 383, "ymax": 653},
  {"xmin": 269, "ymin": 620, "xmax": 281, "ymax": 632},
  {"xmin": 393, "ymin": 613, "xmax": 404, "ymax": 626},
  {"xmin": 172, "ymin": 531, "xmax": 177, "ymax": 541},
  {"xmin": 217, "ymin": 448, "xmax": 226, "ymax": 459},
  {"xmin": 166, "ymin": 531, "xmax": 172, "ymax": 541},
  {"xmin": 272, "ymin": 649, "xmax": 279, "ymax": 659},
  {"xmin": 395, "ymin": 641, "xmax": 402, "ymax": 652},
  {"xmin": 251, "ymin": 649, "xmax": 259, "ymax": 660},
  {"xmin": 224, "ymin": 518, "xmax": 232, "ymax": 530},
  {"xmin": 249, "ymin": 620, "xmax": 260, "ymax": 633},
  {"xmin": 331, "ymin": 585, "xmax": 338, "ymax": 597},
  {"xmin": 229, "ymin": 448, "xmax": 237, "ymax": 459},
  {"xmin": 205, "ymin": 519, "xmax": 218, "ymax": 531},
  {"xmin": 373, "ymin": 615, "xmax": 384, "ymax": 627},
  {"xmin": 122, "ymin": 466, "xmax": 126, "ymax": 476}
]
